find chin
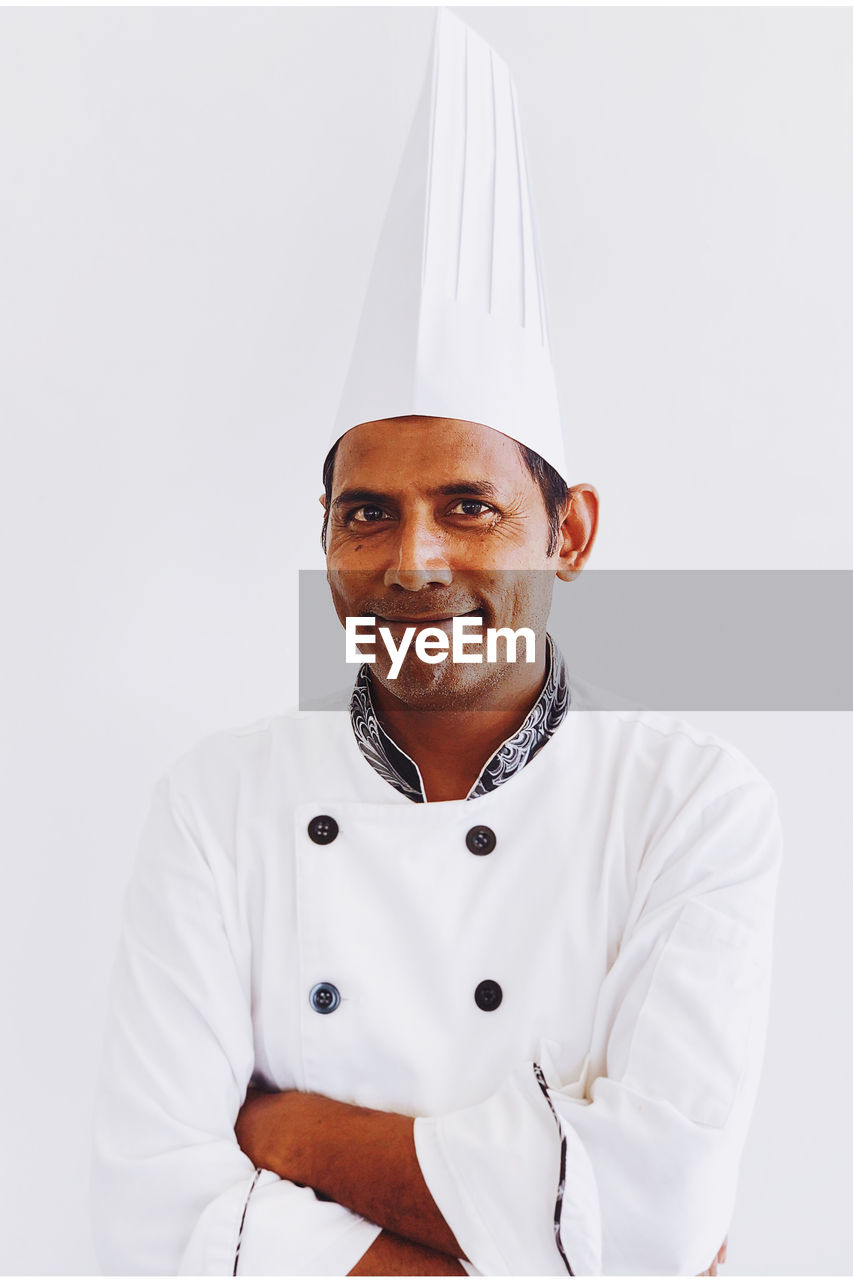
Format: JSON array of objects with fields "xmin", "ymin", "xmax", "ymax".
[{"xmin": 375, "ymin": 660, "xmax": 520, "ymax": 713}]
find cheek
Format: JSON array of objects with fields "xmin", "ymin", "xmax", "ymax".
[
  {"xmin": 327, "ymin": 571, "xmax": 364, "ymax": 628},
  {"xmin": 326, "ymin": 580, "xmax": 350, "ymax": 629},
  {"xmin": 329, "ymin": 566, "xmax": 371, "ymax": 597},
  {"xmin": 470, "ymin": 523, "xmax": 554, "ymax": 573},
  {"xmin": 502, "ymin": 574, "xmax": 554, "ymax": 627},
  {"xmin": 328, "ymin": 529, "xmax": 391, "ymax": 569}
]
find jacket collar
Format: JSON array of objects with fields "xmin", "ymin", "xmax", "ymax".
[{"xmin": 349, "ymin": 634, "xmax": 570, "ymax": 803}]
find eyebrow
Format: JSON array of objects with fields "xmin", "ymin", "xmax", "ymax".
[{"xmin": 332, "ymin": 480, "xmax": 500, "ymax": 508}]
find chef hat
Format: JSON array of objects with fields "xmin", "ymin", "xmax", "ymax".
[{"xmin": 331, "ymin": 8, "xmax": 568, "ymax": 483}]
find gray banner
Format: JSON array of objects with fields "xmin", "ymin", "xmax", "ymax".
[{"xmin": 299, "ymin": 570, "xmax": 853, "ymax": 711}]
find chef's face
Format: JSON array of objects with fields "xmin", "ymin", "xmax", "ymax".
[{"xmin": 323, "ymin": 417, "xmax": 595, "ymax": 709}]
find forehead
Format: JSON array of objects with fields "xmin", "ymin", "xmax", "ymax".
[{"xmin": 332, "ymin": 417, "xmax": 530, "ymax": 491}]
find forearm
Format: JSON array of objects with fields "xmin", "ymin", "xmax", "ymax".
[
  {"xmin": 235, "ymin": 1090, "xmax": 464, "ymax": 1259},
  {"xmin": 348, "ymin": 1230, "xmax": 465, "ymax": 1276}
]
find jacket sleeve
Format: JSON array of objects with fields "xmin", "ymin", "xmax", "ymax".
[
  {"xmin": 413, "ymin": 773, "xmax": 782, "ymax": 1276},
  {"xmin": 91, "ymin": 776, "xmax": 381, "ymax": 1276}
]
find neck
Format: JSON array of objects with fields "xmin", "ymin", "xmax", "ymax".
[{"xmin": 369, "ymin": 652, "xmax": 549, "ymax": 802}]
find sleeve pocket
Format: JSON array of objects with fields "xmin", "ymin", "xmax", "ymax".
[{"xmin": 622, "ymin": 898, "xmax": 763, "ymax": 1128}]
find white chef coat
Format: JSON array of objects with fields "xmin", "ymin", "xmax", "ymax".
[{"xmin": 91, "ymin": 691, "xmax": 781, "ymax": 1276}]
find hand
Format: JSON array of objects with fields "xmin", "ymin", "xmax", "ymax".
[
  {"xmin": 235, "ymin": 1085, "xmax": 298, "ymax": 1174},
  {"xmin": 699, "ymin": 1237, "xmax": 728, "ymax": 1276}
]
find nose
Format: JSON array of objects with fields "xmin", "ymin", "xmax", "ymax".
[{"xmin": 383, "ymin": 512, "xmax": 453, "ymax": 591}]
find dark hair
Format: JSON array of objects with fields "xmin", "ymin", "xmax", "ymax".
[{"xmin": 320, "ymin": 436, "xmax": 570, "ymax": 555}]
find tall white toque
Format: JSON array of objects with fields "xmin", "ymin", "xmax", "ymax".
[{"xmin": 331, "ymin": 8, "xmax": 568, "ymax": 483}]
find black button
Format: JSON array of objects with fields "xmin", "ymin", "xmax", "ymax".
[
  {"xmin": 474, "ymin": 979, "xmax": 503, "ymax": 1011},
  {"xmin": 309, "ymin": 982, "xmax": 341, "ymax": 1014},
  {"xmin": 308, "ymin": 815, "xmax": 339, "ymax": 845},
  {"xmin": 466, "ymin": 825, "xmax": 496, "ymax": 856}
]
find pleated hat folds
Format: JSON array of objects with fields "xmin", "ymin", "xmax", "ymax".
[{"xmin": 331, "ymin": 9, "xmax": 568, "ymax": 483}]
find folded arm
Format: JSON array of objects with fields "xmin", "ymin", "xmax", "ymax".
[
  {"xmin": 232, "ymin": 774, "xmax": 780, "ymax": 1277},
  {"xmin": 235, "ymin": 1087, "xmax": 464, "ymax": 1270},
  {"xmin": 236, "ymin": 1086, "xmax": 727, "ymax": 1277}
]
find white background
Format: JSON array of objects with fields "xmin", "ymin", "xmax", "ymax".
[{"xmin": 1, "ymin": 6, "xmax": 851, "ymax": 1274}]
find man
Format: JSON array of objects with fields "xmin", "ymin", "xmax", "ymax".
[{"xmin": 92, "ymin": 14, "xmax": 779, "ymax": 1276}]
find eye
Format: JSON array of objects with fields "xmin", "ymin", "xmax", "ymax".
[
  {"xmin": 348, "ymin": 504, "xmax": 390, "ymax": 524},
  {"xmin": 449, "ymin": 499, "xmax": 495, "ymax": 518}
]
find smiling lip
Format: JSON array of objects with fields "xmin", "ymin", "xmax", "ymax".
[
  {"xmin": 376, "ymin": 610, "xmax": 482, "ymax": 625},
  {"xmin": 379, "ymin": 615, "xmax": 453, "ymax": 625}
]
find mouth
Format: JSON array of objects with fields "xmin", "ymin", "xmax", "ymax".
[{"xmin": 375, "ymin": 608, "xmax": 483, "ymax": 628}]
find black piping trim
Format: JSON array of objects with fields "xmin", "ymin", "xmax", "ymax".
[
  {"xmin": 233, "ymin": 1166, "xmax": 263, "ymax": 1276},
  {"xmin": 533, "ymin": 1062, "xmax": 574, "ymax": 1276}
]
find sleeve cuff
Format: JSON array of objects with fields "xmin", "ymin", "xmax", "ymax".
[
  {"xmin": 179, "ymin": 1169, "xmax": 383, "ymax": 1276},
  {"xmin": 414, "ymin": 1061, "xmax": 600, "ymax": 1276}
]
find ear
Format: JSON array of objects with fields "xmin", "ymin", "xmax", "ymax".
[
  {"xmin": 556, "ymin": 484, "xmax": 599, "ymax": 581},
  {"xmin": 319, "ymin": 494, "xmax": 327, "ymax": 510}
]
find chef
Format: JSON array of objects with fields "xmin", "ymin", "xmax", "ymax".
[{"xmin": 91, "ymin": 12, "xmax": 781, "ymax": 1277}]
